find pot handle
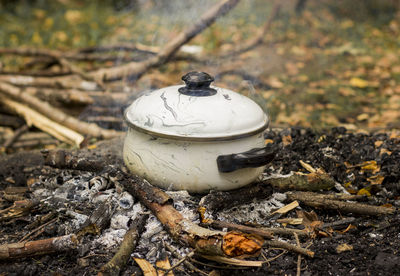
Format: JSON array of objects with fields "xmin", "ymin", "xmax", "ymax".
[{"xmin": 217, "ymin": 146, "xmax": 275, "ymax": 173}]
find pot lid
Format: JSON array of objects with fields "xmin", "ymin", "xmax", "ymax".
[{"xmin": 125, "ymin": 71, "xmax": 269, "ymax": 140}]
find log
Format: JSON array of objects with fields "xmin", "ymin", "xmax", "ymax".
[
  {"xmin": 0, "ymin": 234, "xmax": 78, "ymax": 260},
  {"xmin": 286, "ymin": 191, "xmax": 396, "ymax": 216}
]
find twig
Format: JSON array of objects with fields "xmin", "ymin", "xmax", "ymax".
[
  {"xmin": 98, "ymin": 214, "xmax": 149, "ymax": 276},
  {"xmin": 0, "ymin": 234, "xmax": 78, "ymax": 260},
  {"xmin": 0, "ymin": 124, "xmax": 29, "ymax": 152},
  {"xmin": 91, "ymin": 0, "xmax": 240, "ymax": 82},
  {"xmin": 294, "ymin": 233, "xmax": 301, "ymax": 276},
  {"xmin": 19, "ymin": 217, "xmax": 58, "ymax": 243},
  {"xmin": 164, "ymin": 243, "xmax": 208, "ymax": 276},
  {"xmin": 264, "ymin": 240, "xmax": 314, "ymax": 258},
  {"xmin": 0, "ymin": 81, "xmax": 122, "ymax": 139},
  {"xmin": 204, "ymin": 219, "xmax": 274, "ymax": 239},
  {"xmin": 286, "ymin": 191, "xmax": 396, "ymax": 216},
  {"xmin": 159, "ymin": 251, "xmax": 195, "ymax": 276}
]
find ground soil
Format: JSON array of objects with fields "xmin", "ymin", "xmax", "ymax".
[{"xmin": 0, "ymin": 127, "xmax": 399, "ymax": 276}]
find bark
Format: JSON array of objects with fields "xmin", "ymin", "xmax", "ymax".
[
  {"xmin": 98, "ymin": 214, "xmax": 149, "ymax": 276},
  {"xmin": 0, "ymin": 234, "xmax": 78, "ymax": 260},
  {"xmin": 286, "ymin": 191, "xmax": 396, "ymax": 216}
]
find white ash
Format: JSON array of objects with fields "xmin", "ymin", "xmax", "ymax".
[
  {"xmin": 94, "ymin": 229, "xmax": 127, "ymax": 249},
  {"xmin": 110, "ymin": 203, "xmax": 144, "ymax": 230},
  {"xmin": 118, "ymin": 191, "xmax": 134, "ymax": 209},
  {"xmin": 65, "ymin": 210, "xmax": 89, "ymax": 231},
  {"xmin": 215, "ymin": 193, "xmax": 287, "ymax": 225},
  {"xmin": 166, "ymin": 190, "xmax": 199, "ymax": 222}
]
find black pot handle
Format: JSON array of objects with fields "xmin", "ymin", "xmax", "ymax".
[{"xmin": 217, "ymin": 146, "xmax": 275, "ymax": 173}]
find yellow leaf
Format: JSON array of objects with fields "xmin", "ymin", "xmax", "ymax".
[
  {"xmin": 360, "ymin": 160, "xmax": 380, "ymax": 174},
  {"xmin": 32, "ymin": 32, "xmax": 42, "ymax": 45},
  {"xmin": 367, "ymin": 175, "xmax": 385, "ymax": 185},
  {"xmin": 350, "ymin": 77, "xmax": 369, "ymax": 88},
  {"xmin": 44, "ymin": 18, "xmax": 54, "ymax": 29},
  {"xmin": 65, "ymin": 10, "xmax": 83, "ymax": 24},
  {"xmin": 357, "ymin": 113, "xmax": 369, "ymax": 121},
  {"xmin": 134, "ymin": 258, "xmax": 157, "ymax": 276},
  {"xmin": 336, "ymin": 243, "xmax": 353, "ymax": 253},
  {"xmin": 357, "ymin": 188, "xmax": 371, "ymax": 196}
]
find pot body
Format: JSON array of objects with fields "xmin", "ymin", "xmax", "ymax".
[{"xmin": 123, "ymin": 127, "xmax": 266, "ymax": 193}]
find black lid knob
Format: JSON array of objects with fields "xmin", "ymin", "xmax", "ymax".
[{"xmin": 178, "ymin": 71, "xmax": 217, "ymax": 96}]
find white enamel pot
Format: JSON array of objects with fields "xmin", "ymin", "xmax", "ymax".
[{"xmin": 123, "ymin": 71, "xmax": 274, "ymax": 193}]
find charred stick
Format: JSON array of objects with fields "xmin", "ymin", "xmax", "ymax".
[
  {"xmin": 98, "ymin": 214, "xmax": 149, "ymax": 276},
  {"xmin": 199, "ymin": 182, "xmax": 273, "ymax": 211},
  {"xmin": 286, "ymin": 191, "xmax": 396, "ymax": 216},
  {"xmin": 0, "ymin": 199, "xmax": 40, "ymax": 222},
  {"xmin": 42, "ymin": 149, "xmax": 106, "ymax": 172},
  {"xmin": 0, "ymin": 234, "xmax": 78, "ymax": 260}
]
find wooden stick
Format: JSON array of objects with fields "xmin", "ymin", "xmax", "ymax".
[
  {"xmin": 91, "ymin": 0, "xmax": 240, "ymax": 82},
  {"xmin": 0, "ymin": 81, "xmax": 122, "ymax": 139},
  {"xmin": 98, "ymin": 214, "xmax": 149, "ymax": 276},
  {"xmin": 0, "ymin": 97, "xmax": 84, "ymax": 146},
  {"xmin": 0, "ymin": 234, "xmax": 78, "ymax": 260},
  {"xmin": 164, "ymin": 243, "xmax": 208, "ymax": 276},
  {"xmin": 0, "ymin": 124, "xmax": 29, "ymax": 152},
  {"xmin": 286, "ymin": 191, "xmax": 396, "ymax": 216},
  {"xmin": 24, "ymin": 87, "xmax": 94, "ymax": 106},
  {"xmin": 264, "ymin": 240, "xmax": 314, "ymax": 258},
  {"xmin": 204, "ymin": 219, "xmax": 274, "ymax": 239}
]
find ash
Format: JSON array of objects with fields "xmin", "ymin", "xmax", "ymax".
[{"xmin": 27, "ymin": 167, "xmax": 286, "ymax": 266}]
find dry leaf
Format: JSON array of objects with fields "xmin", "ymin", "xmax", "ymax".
[
  {"xmin": 282, "ymin": 135, "xmax": 293, "ymax": 146},
  {"xmin": 134, "ymin": 258, "xmax": 157, "ymax": 276},
  {"xmin": 156, "ymin": 256, "xmax": 174, "ymax": 276},
  {"xmin": 360, "ymin": 160, "xmax": 380, "ymax": 174},
  {"xmin": 222, "ymin": 232, "xmax": 263, "ymax": 257},
  {"xmin": 357, "ymin": 188, "xmax": 371, "ymax": 196},
  {"xmin": 336, "ymin": 243, "xmax": 353, "ymax": 253},
  {"xmin": 350, "ymin": 77, "xmax": 369, "ymax": 88},
  {"xmin": 367, "ymin": 175, "xmax": 385, "ymax": 185}
]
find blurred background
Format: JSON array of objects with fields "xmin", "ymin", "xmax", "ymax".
[{"xmin": 0, "ymin": 0, "xmax": 399, "ymax": 143}]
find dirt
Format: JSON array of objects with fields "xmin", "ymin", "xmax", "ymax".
[{"xmin": 0, "ymin": 127, "xmax": 399, "ymax": 276}]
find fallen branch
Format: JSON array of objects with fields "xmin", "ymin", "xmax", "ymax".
[
  {"xmin": 91, "ymin": 0, "xmax": 240, "ymax": 82},
  {"xmin": 0, "ymin": 124, "xmax": 29, "ymax": 152},
  {"xmin": 24, "ymin": 87, "xmax": 94, "ymax": 106},
  {"xmin": 0, "ymin": 81, "xmax": 122, "ymax": 139},
  {"xmin": 0, "ymin": 234, "xmax": 78, "ymax": 260},
  {"xmin": 220, "ymin": 1, "xmax": 281, "ymax": 57},
  {"xmin": 263, "ymin": 170, "xmax": 336, "ymax": 191},
  {"xmin": 98, "ymin": 214, "xmax": 149, "ymax": 276},
  {"xmin": 286, "ymin": 191, "xmax": 396, "ymax": 216},
  {"xmin": 1, "ymin": 96, "xmax": 84, "ymax": 146}
]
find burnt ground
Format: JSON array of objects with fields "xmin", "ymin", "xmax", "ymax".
[{"xmin": 0, "ymin": 127, "xmax": 399, "ymax": 276}]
